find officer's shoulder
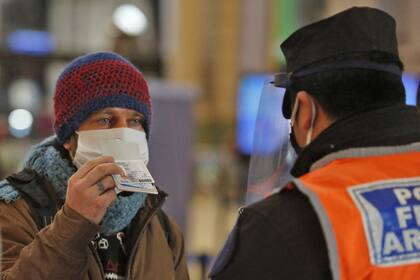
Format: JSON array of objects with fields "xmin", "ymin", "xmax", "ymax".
[
  {"xmin": 246, "ymin": 187, "xmax": 310, "ymax": 216},
  {"xmin": 244, "ymin": 187, "xmax": 313, "ymax": 229},
  {"xmin": 210, "ymin": 188, "xmax": 314, "ymax": 279}
]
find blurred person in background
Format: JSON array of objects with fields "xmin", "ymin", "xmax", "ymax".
[
  {"xmin": 0, "ymin": 52, "xmax": 189, "ymax": 280},
  {"xmin": 210, "ymin": 7, "xmax": 420, "ymax": 280}
]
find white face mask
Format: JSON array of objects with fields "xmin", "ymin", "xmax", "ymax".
[{"xmin": 73, "ymin": 128, "xmax": 149, "ymax": 168}]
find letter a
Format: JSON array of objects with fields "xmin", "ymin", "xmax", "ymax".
[{"xmin": 383, "ymin": 232, "xmax": 404, "ymax": 255}]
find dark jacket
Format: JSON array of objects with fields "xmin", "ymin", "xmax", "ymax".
[{"xmin": 210, "ymin": 105, "xmax": 420, "ymax": 280}]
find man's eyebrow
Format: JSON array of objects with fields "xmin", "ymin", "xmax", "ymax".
[
  {"xmin": 130, "ymin": 112, "xmax": 145, "ymax": 119},
  {"xmin": 89, "ymin": 109, "xmax": 144, "ymax": 118}
]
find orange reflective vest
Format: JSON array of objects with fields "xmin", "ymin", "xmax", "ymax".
[{"xmin": 294, "ymin": 146, "xmax": 420, "ymax": 280}]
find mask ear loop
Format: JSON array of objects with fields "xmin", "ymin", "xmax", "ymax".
[
  {"xmin": 306, "ymin": 98, "xmax": 317, "ymax": 145},
  {"xmin": 290, "ymin": 99, "xmax": 300, "ymax": 127}
]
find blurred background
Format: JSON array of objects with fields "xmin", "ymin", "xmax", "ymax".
[{"xmin": 0, "ymin": 0, "xmax": 419, "ymax": 278}]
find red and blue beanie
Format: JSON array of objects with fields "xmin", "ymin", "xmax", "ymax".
[{"xmin": 53, "ymin": 52, "xmax": 151, "ymax": 144}]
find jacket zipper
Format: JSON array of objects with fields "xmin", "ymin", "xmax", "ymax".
[
  {"xmin": 88, "ymin": 195, "xmax": 167, "ymax": 279},
  {"xmin": 125, "ymin": 195, "xmax": 167, "ymax": 279},
  {"xmin": 89, "ymin": 242, "xmax": 106, "ymax": 279}
]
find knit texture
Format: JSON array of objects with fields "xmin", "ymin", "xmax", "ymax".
[
  {"xmin": 54, "ymin": 52, "xmax": 152, "ymax": 144},
  {"xmin": 0, "ymin": 137, "xmax": 147, "ymax": 235}
]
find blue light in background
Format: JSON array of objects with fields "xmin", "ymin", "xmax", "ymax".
[
  {"xmin": 402, "ymin": 74, "xmax": 419, "ymax": 105},
  {"xmin": 7, "ymin": 29, "xmax": 54, "ymax": 55},
  {"xmin": 237, "ymin": 74, "xmax": 267, "ymax": 155}
]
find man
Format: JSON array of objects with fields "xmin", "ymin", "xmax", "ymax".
[
  {"xmin": 210, "ymin": 7, "xmax": 420, "ymax": 280},
  {"xmin": 0, "ymin": 52, "xmax": 190, "ymax": 279}
]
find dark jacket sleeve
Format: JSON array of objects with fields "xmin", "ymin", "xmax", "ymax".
[{"xmin": 210, "ymin": 188, "xmax": 333, "ymax": 280}]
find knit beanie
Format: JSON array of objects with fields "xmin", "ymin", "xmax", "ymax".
[{"xmin": 53, "ymin": 52, "xmax": 151, "ymax": 144}]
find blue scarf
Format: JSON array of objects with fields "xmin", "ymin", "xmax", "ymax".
[{"xmin": 0, "ymin": 136, "xmax": 147, "ymax": 235}]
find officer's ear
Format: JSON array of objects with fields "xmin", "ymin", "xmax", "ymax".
[{"xmin": 294, "ymin": 90, "xmax": 316, "ymax": 132}]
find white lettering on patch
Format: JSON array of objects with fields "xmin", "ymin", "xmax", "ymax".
[{"xmin": 349, "ymin": 179, "xmax": 420, "ymax": 266}]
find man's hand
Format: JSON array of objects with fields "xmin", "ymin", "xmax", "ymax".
[{"xmin": 66, "ymin": 156, "xmax": 125, "ymax": 224}]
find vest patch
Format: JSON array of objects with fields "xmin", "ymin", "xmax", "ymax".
[{"xmin": 349, "ymin": 179, "xmax": 420, "ymax": 266}]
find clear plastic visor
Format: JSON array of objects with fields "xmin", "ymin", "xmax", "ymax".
[{"xmin": 246, "ymin": 74, "xmax": 296, "ymax": 205}]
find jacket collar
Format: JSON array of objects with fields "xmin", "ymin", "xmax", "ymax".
[
  {"xmin": 291, "ymin": 105, "xmax": 420, "ymax": 177},
  {"xmin": 126, "ymin": 188, "xmax": 168, "ymax": 250}
]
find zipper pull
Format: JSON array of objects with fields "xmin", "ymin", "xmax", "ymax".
[{"xmin": 116, "ymin": 232, "xmax": 128, "ymax": 256}]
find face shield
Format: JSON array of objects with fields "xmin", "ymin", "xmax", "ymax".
[
  {"xmin": 245, "ymin": 61, "xmax": 405, "ymax": 204},
  {"xmin": 246, "ymin": 73, "xmax": 296, "ymax": 205}
]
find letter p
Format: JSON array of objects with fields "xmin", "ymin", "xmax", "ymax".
[{"xmin": 394, "ymin": 188, "xmax": 412, "ymax": 205}]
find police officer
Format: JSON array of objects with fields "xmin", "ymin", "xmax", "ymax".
[{"xmin": 210, "ymin": 7, "xmax": 420, "ymax": 280}]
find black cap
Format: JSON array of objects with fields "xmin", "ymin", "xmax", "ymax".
[{"xmin": 280, "ymin": 7, "xmax": 401, "ymax": 118}]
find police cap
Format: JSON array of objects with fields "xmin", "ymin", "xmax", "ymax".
[{"xmin": 280, "ymin": 7, "xmax": 401, "ymax": 118}]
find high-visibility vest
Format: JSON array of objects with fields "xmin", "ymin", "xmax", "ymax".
[{"xmin": 294, "ymin": 147, "xmax": 420, "ymax": 280}]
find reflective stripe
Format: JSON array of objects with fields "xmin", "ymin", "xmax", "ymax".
[
  {"xmin": 293, "ymin": 178, "xmax": 341, "ymax": 280},
  {"xmin": 310, "ymin": 141, "xmax": 420, "ymax": 172}
]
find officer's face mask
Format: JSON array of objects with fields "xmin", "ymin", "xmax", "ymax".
[
  {"xmin": 290, "ymin": 96, "xmax": 317, "ymax": 154},
  {"xmin": 73, "ymin": 127, "xmax": 149, "ymax": 168}
]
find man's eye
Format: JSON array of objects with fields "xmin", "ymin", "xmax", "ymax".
[
  {"xmin": 130, "ymin": 119, "xmax": 143, "ymax": 125},
  {"xmin": 98, "ymin": 118, "xmax": 112, "ymax": 126}
]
